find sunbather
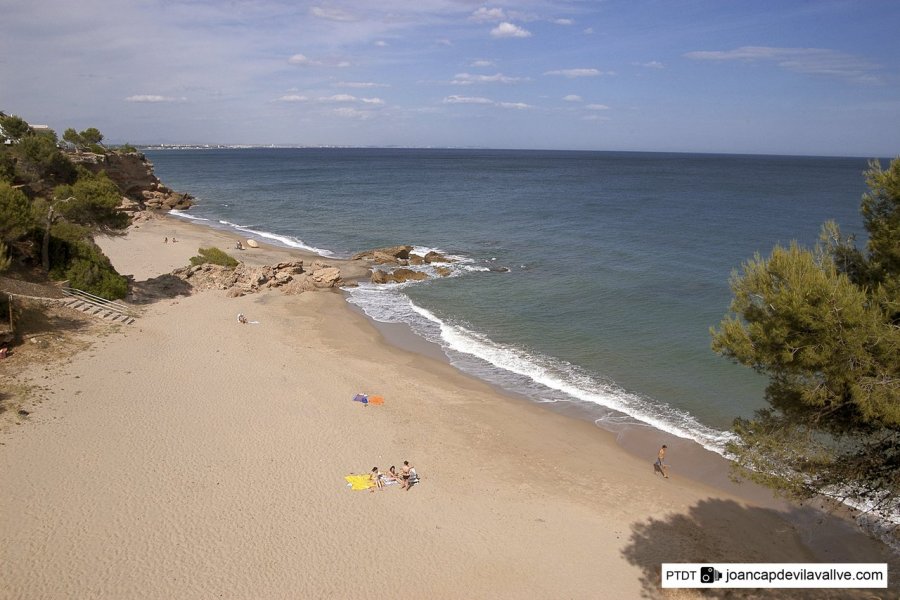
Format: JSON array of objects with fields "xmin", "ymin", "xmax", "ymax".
[{"xmin": 371, "ymin": 466, "xmax": 385, "ymax": 490}]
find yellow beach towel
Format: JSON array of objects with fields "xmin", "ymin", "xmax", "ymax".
[{"xmin": 345, "ymin": 474, "xmax": 375, "ymax": 491}]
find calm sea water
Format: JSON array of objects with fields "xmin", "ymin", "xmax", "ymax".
[{"xmin": 145, "ymin": 148, "xmax": 874, "ymax": 453}]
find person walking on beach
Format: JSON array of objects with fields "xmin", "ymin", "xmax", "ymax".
[{"xmin": 655, "ymin": 445, "xmax": 669, "ymax": 479}]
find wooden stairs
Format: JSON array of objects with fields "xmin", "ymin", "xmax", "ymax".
[{"xmin": 61, "ymin": 287, "xmax": 137, "ymax": 325}]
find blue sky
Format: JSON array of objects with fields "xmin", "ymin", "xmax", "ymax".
[{"xmin": 2, "ymin": 0, "xmax": 898, "ymax": 155}]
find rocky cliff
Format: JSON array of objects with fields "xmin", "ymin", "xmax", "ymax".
[{"xmin": 69, "ymin": 151, "xmax": 193, "ymax": 212}]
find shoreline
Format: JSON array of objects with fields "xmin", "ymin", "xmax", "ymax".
[
  {"xmin": 124, "ymin": 213, "xmax": 897, "ymax": 547},
  {"xmin": 1, "ymin": 213, "xmax": 896, "ymax": 597}
]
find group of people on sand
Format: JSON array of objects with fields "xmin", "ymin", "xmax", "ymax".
[
  {"xmin": 163, "ymin": 236, "xmax": 177, "ymax": 243},
  {"xmin": 370, "ymin": 461, "xmax": 418, "ymax": 491}
]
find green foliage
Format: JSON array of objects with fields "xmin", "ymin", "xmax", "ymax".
[
  {"xmin": 0, "ymin": 241, "xmax": 10, "ymax": 273},
  {"xmin": 80, "ymin": 127, "xmax": 103, "ymax": 145},
  {"xmin": 117, "ymin": 143, "xmax": 138, "ymax": 154},
  {"xmin": 14, "ymin": 133, "xmax": 76, "ymax": 184},
  {"xmin": 62, "ymin": 128, "xmax": 80, "ymax": 147},
  {"xmin": 48, "ymin": 237, "xmax": 127, "ymax": 299},
  {"xmin": 52, "ymin": 171, "xmax": 130, "ymax": 232},
  {"xmin": 60, "ymin": 126, "xmax": 106, "ymax": 152},
  {"xmin": 712, "ymin": 157, "xmax": 900, "ymax": 519},
  {"xmin": 0, "ymin": 114, "xmax": 30, "ymax": 141},
  {"xmin": 0, "ymin": 182, "xmax": 36, "ymax": 241},
  {"xmin": 0, "ymin": 148, "xmax": 15, "ymax": 184},
  {"xmin": 862, "ymin": 159, "xmax": 900, "ymax": 291},
  {"xmin": 189, "ymin": 247, "xmax": 239, "ymax": 268}
]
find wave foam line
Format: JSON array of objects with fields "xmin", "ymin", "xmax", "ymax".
[
  {"xmin": 169, "ymin": 209, "xmax": 210, "ymax": 222},
  {"xmin": 217, "ymin": 219, "xmax": 335, "ymax": 257},
  {"xmin": 404, "ymin": 301, "xmax": 734, "ymax": 454}
]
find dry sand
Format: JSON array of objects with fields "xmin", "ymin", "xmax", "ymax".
[{"xmin": 1, "ymin": 215, "xmax": 896, "ymax": 599}]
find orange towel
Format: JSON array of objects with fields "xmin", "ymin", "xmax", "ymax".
[{"xmin": 368, "ymin": 395, "xmax": 384, "ymax": 405}]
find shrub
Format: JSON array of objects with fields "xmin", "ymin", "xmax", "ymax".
[{"xmin": 189, "ymin": 247, "xmax": 239, "ymax": 268}]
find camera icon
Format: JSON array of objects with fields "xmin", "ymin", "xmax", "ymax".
[{"xmin": 699, "ymin": 566, "xmax": 722, "ymax": 583}]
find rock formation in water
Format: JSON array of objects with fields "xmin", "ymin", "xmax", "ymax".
[{"xmin": 352, "ymin": 245, "xmax": 453, "ymax": 284}]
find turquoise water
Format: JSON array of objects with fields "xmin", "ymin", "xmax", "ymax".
[{"xmin": 145, "ymin": 148, "xmax": 874, "ymax": 452}]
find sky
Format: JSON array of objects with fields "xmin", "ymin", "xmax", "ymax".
[{"xmin": 2, "ymin": 0, "xmax": 899, "ymax": 156}]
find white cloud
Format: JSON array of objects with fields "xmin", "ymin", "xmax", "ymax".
[
  {"xmin": 635, "ymin": 60, "xmax": 664, "ymax": 69},
  {"xmin": 443, "ymin": 95, "xmax": 493, "ymax": 104},
  {"xmin": 563, "ymin": 95, "xmax": 582, "ymax": 102},
  {"xmin": 470, "ymin": 7, "xmax": 506, "ymax": 23},
  {"xmin": 332, "ymin": 107, "xmax": 373, "ymax": 119},
  {"xmin": 586, "ymin": 104, "xmax": 610, "ymax": 110},
  {"xmin": 471, "ymin": 59, "xmax": 495, "ymax": 68},
  {"xmin": 451, "ymin": 72, "xmax": 528, "ymax": 85},
  {"xmin": 583, "ymin": 27, "xmax": 594, "ymax": 35},
  {"xmin": 288, "ymin": 54, "xmax": 349, "ymax": 68},
  {"xmin": 437, "ymin": 38, "xmax": 453, "ymax": 46},
  {"xmin": 277, "ymin": 94, "xmax": 309, "ymax": 102},
  {"xmin": 684, "ymin": 46, "xmax": 881, "ymax": 83},
  {"xmin": 490, "ymin": 22, "xmax": 531, "ymax": 39},
  {"xmin": 335, "ymin": 81, "xmax": 389, "ymax": 89},
  {"xmin": 583, "ymin": 114, "xmax": 610, "ymax": 121},
  {"xmin": 288, "ymin": 54, "xmax": 320, "ymax": 66},
  {"xmin": 545, "ymin": 68, "xmax": 602, "ymax": 78},
  {"xmin": 374, "ymin": 40, "xmax": 388, "ymax": 47},
  {"xmin": 443, "ymin": 96, "xmax": 530, "ymax": 109},
  {"xmin": 125, "ymin": 95, "xmax": 180, "ymax": 103},
  {"xmin": 320, "ymin": 94, "xmax": 384, "ymax": 106},
  {"xmin": 497, "ymin": 101, "xmax": 530, "ymax": 110},
  {"xmin": 552, "ymin": 18, "xmax": 574, "ymax": 25},
  {"xmin": 309, "ymin": 6, "xmax": 357, "ymax": 22}
]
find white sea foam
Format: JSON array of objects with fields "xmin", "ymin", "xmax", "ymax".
[
  {"xmin": 214, "ymin": 219, "xmax": 335, "ymax": 256},
  {"xmin": 345, "ymin": 284, "xmax": 735, "ymax": 455},
  {"xmin": 169, "ymin": 209, "xmax": 210, "ymax": 222}
]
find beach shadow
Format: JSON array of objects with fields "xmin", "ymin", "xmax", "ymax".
[
  {"xmin": 621, "ymin": 498, "xmax": 894, "ymax": 599},
  {"xmin": 128, "ymin": 274, "xmax": 193, "ymax": 305},
  {"xmin": 16, "ymin": 304, "xmax": 93, "ymax": 337}
]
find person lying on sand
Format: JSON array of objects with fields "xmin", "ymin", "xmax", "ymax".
[{"xmin": 237, "ymin": 313, "xmax": 248, "ymax": 324}]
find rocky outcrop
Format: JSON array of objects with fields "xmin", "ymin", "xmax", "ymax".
[
  {"xmin": 172, "ymin": 259, "xmax": 345, "ymax": 295},
  {"xmin": 423, "ymin": 251, "xmax": 449, "ymax": 263},
  {"xmin": 371, "ymin": 268, "xmax": 429, "ymax": 284},
  {"xmin": 69, "ymin": 151, "xmax": 194, "ymax": 211},
  {"xmin": 353, "ymin": 244, "xmax": 457, "ymax": 284},
  {"xmin": 351, "ymin": 245, "xmax": 413, "ymax": 262}
]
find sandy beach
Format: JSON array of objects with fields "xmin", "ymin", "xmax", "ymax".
[{"xmin": 1, "ymin": 215, "xmax": 896, "ymax": 599}]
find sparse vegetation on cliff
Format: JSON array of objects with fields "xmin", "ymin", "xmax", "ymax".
[
  {"xmin": 189, "ymin": 247, "xmax": 239, "ymax": 268},
  {"xmin": 0, "ymin": 113, "xmax": 132, "ymax": 298}
]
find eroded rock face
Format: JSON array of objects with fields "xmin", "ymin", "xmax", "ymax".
[
  {"xmin": 172, "ymin": 259, "xmax": 345, "ymax": 295},
  {"xmin": 70, "ymin": 151, "xmax": 194, "ymax": 211}
]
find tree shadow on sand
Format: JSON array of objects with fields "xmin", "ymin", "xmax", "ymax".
[
  {"xmin": 622, "ymin": 498, "xmax": 897, "ymax": 599},
  {"xmin": 15, "ymin": 304, "xmax": 94, "ymax": 337},
  {"xmin": 128, "ymin": 274, "xmax": 193, "ymax": 305}
]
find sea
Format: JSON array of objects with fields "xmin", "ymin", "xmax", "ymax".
[{"xmin": 145, "ymin": 148, "xmax": 876, "ymax": 456}]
